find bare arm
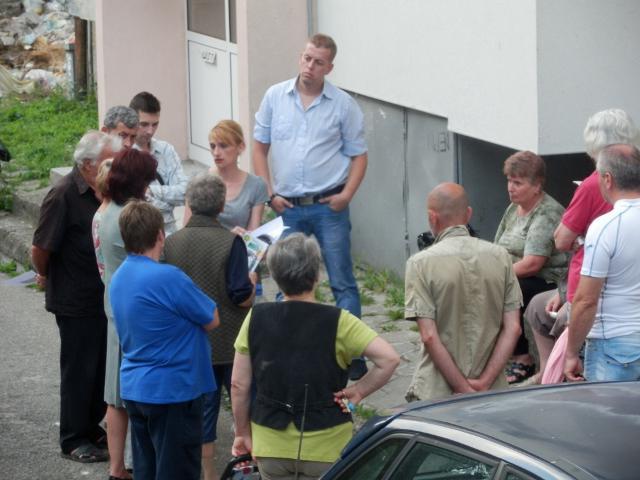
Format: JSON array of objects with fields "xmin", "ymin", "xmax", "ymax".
[
  {"xmin": 564, "ymin": 276, "xmax": 604, "ymax": 381},
  {"xmin": 554, "ymin": 223, "xmax": 580, "ymax": 252},
  {"xmin": 252, "ymin": 140, "xmax": 292, "ymax": 213},
  {"xmin": 320, "ymin": 153, "xmax": 368, "ymax": 212},
  {"xmin": 468, "ymin": 309, "xmax": 521, "ymax": 391},
  {"xmin": 31, "ymin": 245, "xmax": 50, "ymax": 288},
  {"xmin": 246, "ymin": 204, "xmax": 265, "ymax": 232},
  {"xmin": 417, "ymin": 317, "xmax": 475, "ymax": 394},
  {"xmin": 336, "ymin": 336, "xmax": 399, "ymax": 408},
  {"xmin": 230, "ymin": 352, "xmax": 253, "ymax": 456},
  {"xmin": 203, "ymin": 308, "xmax": 220, "ymax": 332},
  {"xmin": 513, "ymin": 254, "xmax": 547, "ymax": 278}
]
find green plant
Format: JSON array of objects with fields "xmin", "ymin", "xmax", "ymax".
[
  {"xmin": 0, "ymin": 260, "xmax": 18, "ymax": 276},
  {"xmin": 361, "ymin": 266, "xmax": 391, "ymax": 293},
  {"xmin": 359, "ymin": 290, "xmax": 375, "ymax": 306},
  {"xmin": 386, "ymin": 308, "xmax": 404, "ymax": 321},
  {"xmin": 314, "ymin": 286, "xmax": 330, "ymax": 303},
  {"xmin": 409, "ymin": 324, "xmax": 420, "ymax": 333},
  {"xmin": 384, "ymin": 283, "xmax": 404, "ymax": 308},
  {"xmin": 0, "ymin": 89, "xmax": 98, "ymax": 210},
  {"xmin": 353, "ymin": 404, "xmax": 378, "ymax": 421},
  {"xmin": 380, "ymin": 322, "xmax": 399, "ymax": 333}
]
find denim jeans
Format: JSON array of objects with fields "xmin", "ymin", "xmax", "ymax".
[
  {"xmin": 584, "ymin": 332, "xmax": 640, "ymax": 382},
  {"xmin": 282, "ymin": 203, "xmax": 361, "ymax": 317}
]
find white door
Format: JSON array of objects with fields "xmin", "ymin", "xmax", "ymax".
[{"xmin": 186, "ymin": 0, "xmax": 238, "ymax": 165}]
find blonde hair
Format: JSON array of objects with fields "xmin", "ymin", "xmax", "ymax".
[
  {"xmin": 95, "ymin": 158, "xmax": 113, "ymax": 197},
  {"xmin": 208, "ymin": 119, "xmax": 244, "ymax": 147}
]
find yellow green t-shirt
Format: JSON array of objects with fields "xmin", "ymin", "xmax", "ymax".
[{"xmin": 233, "ymin": 307, "xmax": 378, "ymax": 462}]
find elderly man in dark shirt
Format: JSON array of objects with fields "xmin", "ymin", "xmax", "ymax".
[
  {"xmin": 163, "ymin": 172, "xmax": 255, "ymax": 480},
  {"xmin": 31, "ymin": 130, "xmax": 121, "ymax": 462}
]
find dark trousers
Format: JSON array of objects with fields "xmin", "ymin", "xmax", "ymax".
[
  {"xmin": 125, "ymin": 397, "xmax": 204, "ymax": 480},
  {"xmin": 515, "ymin": 277, "xmax": 557, "ymax": 355},
  {"xmin": 56, "ymin": 313, "xmax": 108, "ymax": 453}
]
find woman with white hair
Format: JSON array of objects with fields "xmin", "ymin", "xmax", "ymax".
[{"xmin": 525, "ymin": 108, "xmax": 640, "ymax": 384}]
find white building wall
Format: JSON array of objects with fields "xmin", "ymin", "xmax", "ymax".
[
  {"xmin": 536, "ymin": 0, "xmax": 640, "ymax": 154},
  {"xmin": 318, "ymin": 0, "xmax": 640, "ymax": 155},
  {"xmin": 317, "ymin": 0, "xmax": 540, "ymax": 152}
]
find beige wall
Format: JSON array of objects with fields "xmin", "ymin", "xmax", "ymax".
[
  {"xmin": 236, "ymin": 0, "xmax": 308, "ymax": 167},
  {"xmin": 95, "ymin": 0, "xmax": 189, "ymax": 158}
]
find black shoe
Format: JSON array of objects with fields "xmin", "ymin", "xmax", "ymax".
[{"xmin": 349, "ymin": 358, "xmax": 368, "ymax": 381}]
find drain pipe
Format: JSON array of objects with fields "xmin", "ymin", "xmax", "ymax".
[{"xmin": 306, "ymin": 0, "xmax": 315, "ymax": 36}]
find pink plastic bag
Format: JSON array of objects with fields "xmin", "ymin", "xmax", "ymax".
[{"xmin": 541, "ymin": 328, "xmax": 569, "ymax": 384}]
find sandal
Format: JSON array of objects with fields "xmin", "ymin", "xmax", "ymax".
[
  {"xmin": 60, "ymin": 443, "xmax": 109, "ymax": 463},
  {"xmin": 505, "ymin": 362, "xmax": 535, "ymax": 384}
]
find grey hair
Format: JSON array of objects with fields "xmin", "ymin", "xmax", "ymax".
[
  {"xmin": 73, "ymin": 130, "xmax": 122, "ymax": 166},
  {"xmin": 267, "ymin": 233, "xmax": 321, "ymax": 296},
  {"xmin": 584, "ymin": 108, "xmax": 640, "ymax": 158},
  {"xmin": 596, "ymin": 144, "xmax": 640, "ymax": 191},
  {"xmin": 103, "ymin": 105, "xmax": 139, "ymax": 130},
  {"xmin": 186, "ymin": 172, "xmax": 226, "ymax": 217}
]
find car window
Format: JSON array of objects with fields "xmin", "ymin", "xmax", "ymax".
[
  {"xmin": 336, "ymin": 437, "xmax": 408, "ymax": 480},
  {"xmin": 502, "ymin": 467, "xmax": 538, "ymax": 480},
  {"xmin": 387, "ymin": 442, "xmax": 495, "ymax": 480}
]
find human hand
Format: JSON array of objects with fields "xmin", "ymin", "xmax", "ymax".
[
  {"xmin": 231, "ymin": 435, "xmax": 253, "ymax": 458},
  {"xmin": 466, "ymin": 378, "xmax": 487, "ymax": 392},
  {"xmin": 544, "ymin": 291, "xmax": 562, "ymax": 314},
  {"xmin": 453, "ymin": 381, "xmax": 477, "ymax": 395},
  {"xmin": 333, "ymin": 386, "xmax": 363, "ymax": 413},
  {"xmin": 35, "ymin": 273, "xmax": 46, "ymax": 290},
  {"xmin": 319, "ymin": 192, "xmax": 350, "ymax": 212},
  {"xmin": 248, "ymin": 271, "xmax": 258, "ymax": 285},
  {"xmin": 270, "ymin": 195, "xmax": 292, "ymax": 214},
  {"xmin": 563, "ymin": 353, "xmax": 585, "ymax": 382},
  {"xmin": 231, "ymin": 226, "xmax": 248, "ymax": 236}
]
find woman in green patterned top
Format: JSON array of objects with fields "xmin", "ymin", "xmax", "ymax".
[{"xmin": 494, "ymin": 151, "xmax": 569, "ymax": 383}]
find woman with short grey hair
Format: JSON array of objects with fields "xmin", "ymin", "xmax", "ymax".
[
  {"xmin": 230, "ymin": 233, "xmax": 400, "ymax": 480},
  {"xmin": 186, "ymin": 171, "xmax": 226, "ymax": 218}
]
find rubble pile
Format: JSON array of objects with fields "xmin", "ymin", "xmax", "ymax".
[{"xmin": 0, "ymin": 0, "xmax": 74, "ymax": 95}]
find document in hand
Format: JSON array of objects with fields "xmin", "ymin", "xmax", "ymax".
[{"xmin": 242, "ymin": 217, "xmax": 289, "ymax": 272}]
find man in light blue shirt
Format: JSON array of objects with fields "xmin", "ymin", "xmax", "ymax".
[
  {"xmin": 253, "ymin": 34, "xmax": 368, "ymax": 343},
  {"xmin": 130, "ymin": 92, "xmax": 188, "ymax": 235}
]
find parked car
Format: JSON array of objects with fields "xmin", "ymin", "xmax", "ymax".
[{"xmin": 322, "ymin": 381, "xmax": 640, "ymax": 480}]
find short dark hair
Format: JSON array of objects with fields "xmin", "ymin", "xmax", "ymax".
[
  {"xmin": 267, "ymin": 233, "xmax": 321, "ymax": 296},
  {"xmin": 309, "ymin": 33, "xmax": 337, "ymax": 61},
  {"xmin": 107, "ymin": 149, "xmax": 157, "ymax": 205},
  {"xmin": 119, "ymin": 200, "xmax": 164, "ymax": 254},
  {"xmin": 129, "ymin": 91, "xmax": 161, "ymax": 114},
  {"xmin": 597, "ymin": 144, "xmax": 640, "ymax": 191}
]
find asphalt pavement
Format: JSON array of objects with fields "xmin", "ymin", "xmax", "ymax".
[{"xmin": 0, "ymin": 272, "xmax": 235, "ymax": 479}]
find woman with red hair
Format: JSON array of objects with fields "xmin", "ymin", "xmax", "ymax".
[{"xmin": 93, "ymin": 148, "xmax": 157, "ymax": 480}]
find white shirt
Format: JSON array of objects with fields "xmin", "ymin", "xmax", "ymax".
[{"xmin": 581, "ymin": 198, "xmax": 640, "ymax": 339}]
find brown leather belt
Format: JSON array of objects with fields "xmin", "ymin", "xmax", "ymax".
[{"xmin": 283, "ymin": 184, "xmax": 345, "ymax": 206}]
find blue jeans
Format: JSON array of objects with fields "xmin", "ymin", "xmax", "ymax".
[
  {"xmin": 125, "ymin": 396, "xmax": 203, "ymax": 480},
  {"xmin": 584, "ymin": 333, "xmax": 640, "ymax": 382},
  {"xmin": 282, "ymin": 203, "xmax": 361, "ymax": 317}
]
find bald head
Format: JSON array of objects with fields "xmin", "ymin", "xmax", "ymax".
[{"xmin": 427, "ymin": 183, "xmax": 471, "ymax": 234}]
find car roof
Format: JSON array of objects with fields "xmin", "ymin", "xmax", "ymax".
[{"xmin": 395, "ymin": 382, "xmax": 640, "ymax": 480}]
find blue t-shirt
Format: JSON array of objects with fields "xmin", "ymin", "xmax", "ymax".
[{"xmin": 110, "ymin": 254, "xmax": 216, "ymax": 404}]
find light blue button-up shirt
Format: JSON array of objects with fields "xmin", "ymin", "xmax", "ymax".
[{"xmin": 254, "ymin": 78, "xmax": 367, "ymax": 197}]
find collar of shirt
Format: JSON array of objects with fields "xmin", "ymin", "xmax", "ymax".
[
  {"xmin": 71, "ymin": 164, "xmax": 92, "ymax": 195},
  {"xmin": 435, "ymin": 225, "xmax": 470, "ymax": 244},
  {"xmin": 614, "ymin": 197, "xmax": 640, "ymax": 209},
  {"xmin": 285, "ymin": 76, "xmax": 337, "ymax": 107}
]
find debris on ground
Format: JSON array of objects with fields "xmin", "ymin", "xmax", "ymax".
[{"xmin": 0, "ymin": 0, "xmax": 74, "ymax": 95}]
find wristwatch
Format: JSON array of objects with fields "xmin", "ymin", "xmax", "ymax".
[{"xmin": 266, "ymin": 193, "xmax": 279, "ymax": 207}]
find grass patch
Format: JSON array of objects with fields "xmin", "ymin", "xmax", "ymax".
[
  {"xmin": 360, "ymin": 290, "xmax": 374, "ymax": 306},
  {"xmin": 380, "ymin": 322, "xmax": 399, "ymax": 333},
  {"xmin": 386, "ymin": 308, "xmax": 404, "ymax": 321},
  {"xmin": 361, "ymin": 265, "xmax": 391, "ymax": 293},
  {"xmin": 384, "ymin": 283, "xmax": 404, "ymax": 309},
  {"xmin": 353, "ymin": 404, "xmax": 378, "ymax": 421},
  {"xmin": 0, "ymin": 260, "xmax": 18, "ymax": 277},
  {"xmin": 0, "ymin": 89, "xmax": 98, "ymax": 210},
  {"xmin": 409, "ymin": 324, "xmax": 420, "ymax": 333}
]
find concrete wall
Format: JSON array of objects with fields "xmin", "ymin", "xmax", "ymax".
[
  {"xmin": 536, "ymin": 0, "xmax": 640, "ymax": 154},
  {"xmin": 317, "ymin": 0, "xmax": 540, "ymax": 152},
  {"xmin": 317, "ymin": 0, "xmax": 640, "ymax": 155},
  {"xmin": 95, "ymin": 0, "xmax": 188, "ymax": 158},
  {"xmin": 236, "ymin": 0, "xmax": 308, "ymax": 166}
]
